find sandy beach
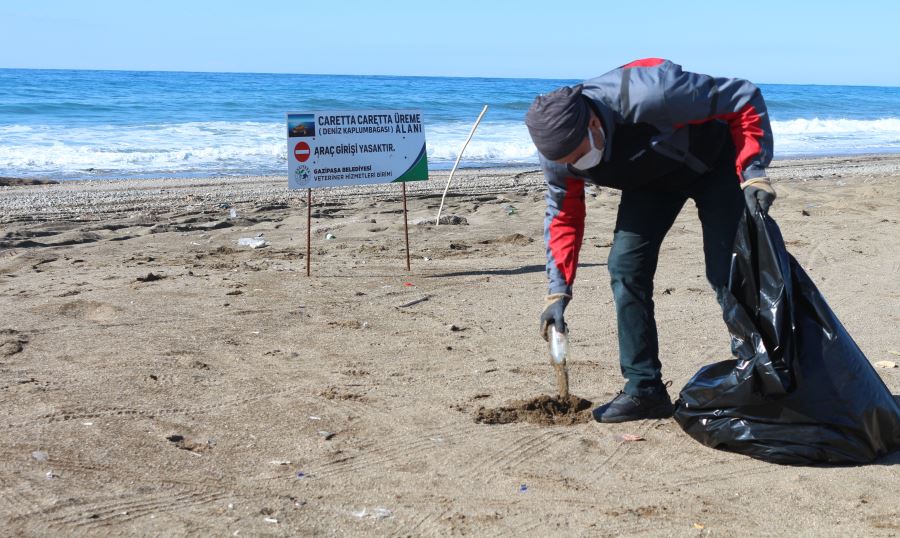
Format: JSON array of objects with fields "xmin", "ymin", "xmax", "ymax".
[{"xmin": 1, "ymin": 155, "xmax": 899, "ymax": 536}]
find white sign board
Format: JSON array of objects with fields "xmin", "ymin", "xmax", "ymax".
[{"xmin": 287, "ymin": 109, "xmax": 428, "ymax": 189}]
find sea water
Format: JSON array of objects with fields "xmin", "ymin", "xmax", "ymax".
[{"xmin": 1, "ymin": 68, "xmax": 899, "ymax": 180}]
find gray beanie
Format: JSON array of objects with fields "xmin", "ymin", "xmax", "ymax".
[{"xmin": 525, "ymin": 84, "xmax": 589, "ymax": 160}]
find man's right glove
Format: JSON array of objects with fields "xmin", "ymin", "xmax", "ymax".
[
  {"xmin": 742, "ymin": 177, "xmax": 776, "ymax": 214},
  {"xmin": 540, "ymin": 293, "xmax": 571, "ymax": 341}
]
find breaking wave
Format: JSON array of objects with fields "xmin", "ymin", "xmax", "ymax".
[{"xmin": 1, "ymin": 117, "xmax": 899, "ymax": 179}]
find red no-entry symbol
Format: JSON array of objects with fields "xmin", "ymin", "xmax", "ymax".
[{"xmin": 294, "ymin": 141, "xmax": 311, "ymax": 162}]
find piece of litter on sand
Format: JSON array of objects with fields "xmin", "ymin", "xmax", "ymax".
[
  {"xmin": 82, "ymin": 422, "xmax": 93, "ymax": 426},
  {"xmin": 229, "ymin": 208, "xmax": 238, "ymax": 219},
  {"xmin": 135, "ymin": 272, "xmax": 165, "ymax": 282},
  {"xmin": 888, "ymin": 350, "xmax": 900, "ymax": 356},
  {"xmin": 269, "ymin": 460, "xmax": 291, "ymax": 466},
  {"xmin": 518, "ymin": 484, "xmax": 528, "ymax": 492},
  {"xmin": 325, "ymin": 233, "xmax": 336, "ymax": 240},
  {"xmin": 237, "ymin": 237, "xmax": 270, "ymax": 249},
  {"xmin": 46, "ymin": 470, "xmax": 59, "ymax": 479},
  {"xmin": 309, "ymin": 416, "xmax": 321, "ymax": 421},
  {"xmin": 874, "ymin": 360, "xmax": 898, "ymax": 369},
  {"xmin": 296, "ymin": 471, "xmax": 309, "ymax": 479},
  {"xmin": 694, "ymin": 523, "xmax": 705, "ymax": 529},
  {"xmin": 397, "ymin": 296, "xmax": 429, "ymax": 308},
  {"xmin": 617, "ymin": 434, "xmax": 645, "ymax": 442},
  {"xmin": 403, "ymin": 282, "xmax": 414, "ymax": 287},
  {"xmin": 353, "ymin": 507, "xmax": 393, "ymax": 520},
  {"xmin": 317, "ymin": 431, "xmax": 335, "ymax": 440},
  {"xmin": 32, "ymin": 451, "xmax": 48, "ymax": 461},
  {"xmin": 264, "ymin": 517, "xmax": 278, "ymax": 524}
]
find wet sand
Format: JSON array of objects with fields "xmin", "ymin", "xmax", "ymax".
[{"xmin": 1, "ymin": 155, "xmax": 899, "ymax": 535}]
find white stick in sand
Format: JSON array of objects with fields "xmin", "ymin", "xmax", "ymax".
[{"xmin": 436, "ymin": 104, "xmax": 488, "ymax": 225}]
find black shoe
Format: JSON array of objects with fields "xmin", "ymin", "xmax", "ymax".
[{"xmin": 592, "ymin": 391, "xmax": 674, "ymax": 423}]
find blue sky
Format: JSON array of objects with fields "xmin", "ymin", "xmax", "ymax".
[{"xmin": 1, "ymin": 1, "xmax": 897, "ymax": 86}]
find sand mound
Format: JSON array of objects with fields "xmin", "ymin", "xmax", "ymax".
[
  {"xmin": 480, "ymin": 233, "xmax": 534, "ymax": 246},
  {"xmin": 475, "ymin": 395, "xmax": 593, "ymax": 426}
]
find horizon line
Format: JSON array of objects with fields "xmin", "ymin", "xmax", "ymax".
[{"xmin": 1, "ymin": 66, "xmax": 898, "ymax": 89}]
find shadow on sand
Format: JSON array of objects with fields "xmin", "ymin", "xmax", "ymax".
[{"xmin": 427, "ymin": 263, "xmax": 605, "ymax": 279}]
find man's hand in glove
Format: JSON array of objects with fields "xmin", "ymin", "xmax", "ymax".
[
  {"xmin": 540, "ymin": 293, "xmax": 571, "ymax": 341},
  {"xmin": 742, "ymin": 177, "xmax": 776, "ymax": 214}
]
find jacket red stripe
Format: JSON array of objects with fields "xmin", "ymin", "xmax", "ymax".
[
  {"xmin": 675, "ymin": 103, "xmax": 765, "ymax": 179},
  {"xmin": 548, "ymin": 179, "xmax": 586, "ymax": 286},
  {"xmin": 622, "ymin": 58, "xmax": 666, "ymax": 68}
]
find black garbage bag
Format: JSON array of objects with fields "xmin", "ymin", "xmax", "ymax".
[{"xmin": 674, "ymin": 207, "xmax": 900, "ymax": 464}]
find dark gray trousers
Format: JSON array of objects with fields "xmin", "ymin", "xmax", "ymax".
[{"xmin": 608, "ymin": 160, "xmax": 745, "ymax": 397}]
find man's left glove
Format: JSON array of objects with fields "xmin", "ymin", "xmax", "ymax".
[
  {"xmin": 540, "ymin": 293, "xmax": 571, "ymax": 341},
  {"xmin": 742, "ymin": 177, "xmax": 776, "ymax": 214}
]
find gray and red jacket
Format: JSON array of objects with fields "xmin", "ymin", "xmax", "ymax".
[{"xmin": 541, "ymin": 58, "xmax": 773, "ymax": 296}]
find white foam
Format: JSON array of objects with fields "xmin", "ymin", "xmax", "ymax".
[
  {"xmin": 425, "ymin": 121, "xmax": 538, "ymax": 166},
  {"xmin": 772, "ymin": 117, "xmax": 900, "ymax": 134},
  {"xmin": 2, "ymin": 117, "xmax": 899, "ymax": 178},
  {"xmin": 426, "ymin": 118, "xmax": 900, "ymax": 164},
  {"xmin": 0, "ymin": 121, "xmax": 286, "ymax": 178},
  {"xmin": 772, "ymin": 117, "xmax": 900, "ymax": 155}
]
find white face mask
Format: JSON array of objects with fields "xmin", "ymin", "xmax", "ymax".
[{"xmin": 573, "ymin": 128, "xmax": 604, "ymax": 170}]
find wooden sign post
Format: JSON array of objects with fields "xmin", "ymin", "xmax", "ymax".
[{"xmin": 306, "ymin": 188, "xmax": 311, "ymax": 277}]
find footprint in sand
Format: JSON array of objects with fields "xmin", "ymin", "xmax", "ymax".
[
  {"xmin": 34, "ymin": 300, "xmax": 122, "ymax": 322},
  {"xmin": 0, "ymin": 329, "xmax": 28, "ymax": 357},
  {"xmin": 479, "ymin": 233, "xmax": 534, "ymax": 247}
]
